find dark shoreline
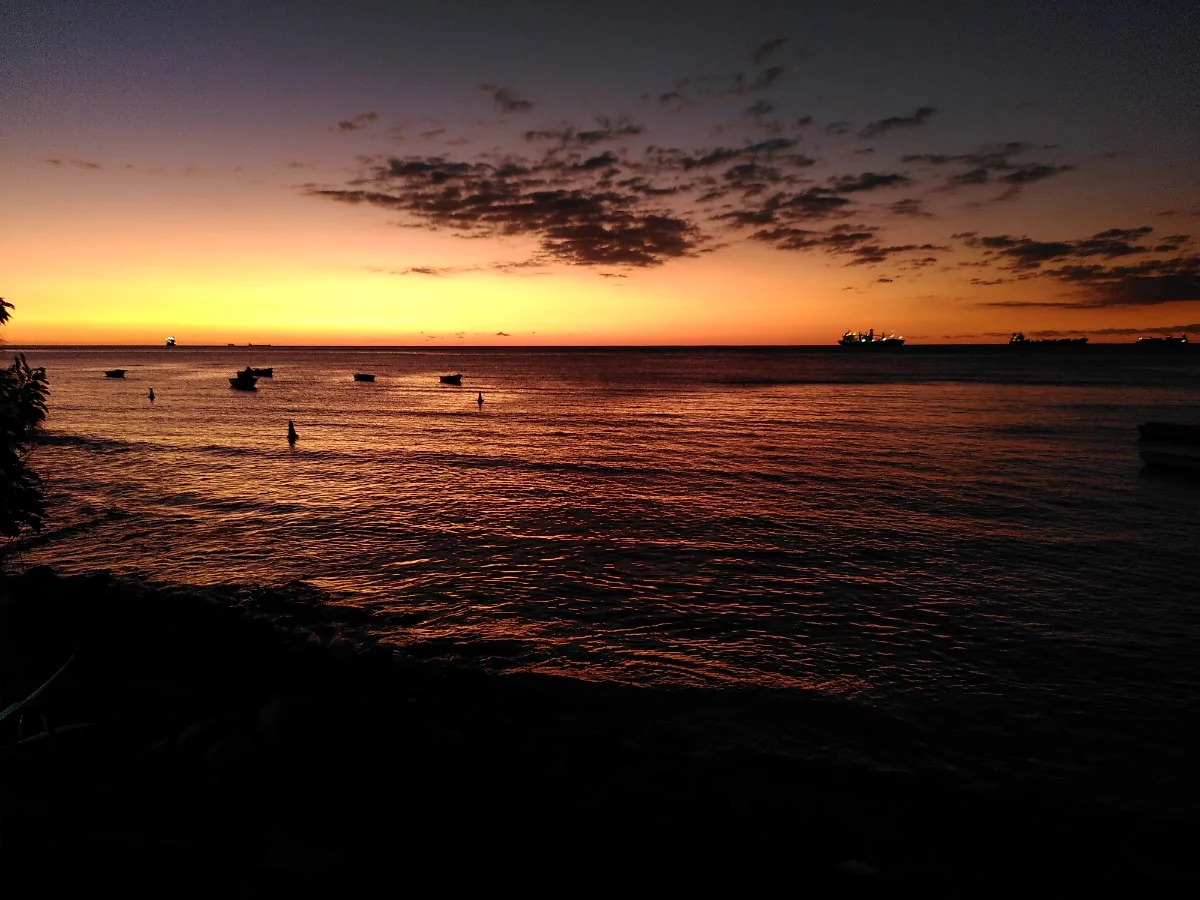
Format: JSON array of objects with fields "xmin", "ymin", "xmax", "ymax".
[{"xmin": 1, "ymin": 567, "xmax": 1193, "ymax": 896}]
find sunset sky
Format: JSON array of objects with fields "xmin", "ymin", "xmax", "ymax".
[{"xmin": 3, "ymin": 0, "xmax": 1199, "ymax": 345}]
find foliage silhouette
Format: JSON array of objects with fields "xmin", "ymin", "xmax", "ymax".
[{"xmin": 0, "ymin": 298, "xmax": 50, "ymax": 547}]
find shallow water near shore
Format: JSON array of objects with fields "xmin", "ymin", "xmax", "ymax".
[{"xmin": 12, "ymin": 345, "xmax": 1200, "ymax": 755}]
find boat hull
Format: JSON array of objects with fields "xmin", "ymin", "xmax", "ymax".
[
  {"xmin": 1141, "ymin": 449, "xmax": 1200, "ymax": 472},
  {"xmin": 1138, "ymin": 422, "xmax": 1200, "ymax": 446},
  {"xmin": 439, "ymin": 374, "xmax": 463, "ymax": 384},
  {"xmin": 105, "ymin": 369, "xmax": 126, "ymax": 378},
  {"xmin": 353, "ymin": 373, "xmax": 376, "ymax": 382},
  {"xmin": 229, "ymin": 377, "xmax": 258, "ymax": 390}
]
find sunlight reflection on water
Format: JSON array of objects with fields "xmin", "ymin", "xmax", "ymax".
[{"xmin": 17, "ymin": 346, "xmax": 1200, "ymax": 713}]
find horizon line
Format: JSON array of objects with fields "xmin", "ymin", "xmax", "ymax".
[{"xmin": 4, "ymin": 340, "xmax": 1174, "ymax": 350}]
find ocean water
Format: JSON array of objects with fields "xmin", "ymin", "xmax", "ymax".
[{"xmin": 11, "ymin": 345, "xmax": 1200, "ymax": 733}]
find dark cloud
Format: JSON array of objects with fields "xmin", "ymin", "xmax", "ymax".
[
  {"xmin": 829, "ymin": 172, "xmax": 910, "ymax": 193},
  {"xmin": 752, "ymin": 66, "xmax": 786, "ymax": 90},
  {"xmin": 480, "ymin": 84, "xmax": 534, "ymax": 113},
  {"xmin": 739, "ymin": 221, "xmax": 943, "ymax": 266},
  {"xmin": 524, "ymin": 116, "xmax": 643, "ymax": 145},
  {"xmin": 962, "ymin": 226, "xmax": 1200, "ymax": 307},
  {"xmin": 794, "ymin": 115, "xmax": 813, "ymax": 128},
  {"xmin": 654, "ymin": 65, "xmax": 786, "ymax": 110},
  {"xmin": 859, "ymin": 106, "xmax": 935, "ymax": 139},
  {"xmin": 46, "ymin": 158, "xmax": 101, "ymax": 169},
  {"xmin": 335, "ymin": 112, "xmax": 379, "ymax": 132},
  {"xmin": 669, "ymin": 137, "xmax": 810, "ymax": 171},
  {"xmin": 369, "ymin": 264, "xmax": 478, "ymax": 276},
  {"xmin": 902, "ymin": 142, "xmax": 1073, "ymax": 197},
  {"xmin": 751, "ymin": 38, "xmax": 788, "ymax": 64},
  {"xmin": 307, "ymin": 96, "xmax": 1087, "ymax": 280},
  {"xmin": 399, "ymin": 266, "xmax": 448, "ymax": 276},
  {"xmin": 748, "ymin": 223, "xmax": 878, "ymax": 253},
  {"xmin": 1090, "ymin": 323, "xmax": 1200, "ymax": 336},
  {"xmin": 310, "ymin": 150, "xmax": 706, "ymax": 267},
  {"xmin": 889, "ymin": 198, "xmax": 932, "ymax": 218},
  {"xmin": 958, "ymin": 226, "xmax": 1155, "ymax": 270},
  {"xmin": 1045, "ymin": 259, "xmax": 1200, "ymax": 306},
  {"xmin": 844, "ymin": 242, "xmax": 947, "ymax": 266},
  {"xmin": 996, "ymin": 163, "xmax": 1073, "ymax": 185},
  {"xmin": 993, "ymin": 163, "xmax": 1076, "ymax": 199},
  {"xmin": 825, "ymin": 121, "xmax": 853, "ymax": 136},
  {"xmin": 902, "ymin": 142, "xmax": 1035, "ymax": 169},
  {"xmin": 947, "ymin": 168, "xmax": 991, "ymax": 187}
]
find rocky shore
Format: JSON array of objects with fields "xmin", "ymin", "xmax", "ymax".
[{"xmin": 1, "ymin": 567, "xmax": 1192, "ymax": 897}]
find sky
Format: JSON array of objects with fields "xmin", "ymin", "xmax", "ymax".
[{"xmin": 3, "ymin": 0, "xmax": 1199, "ymax": 345}]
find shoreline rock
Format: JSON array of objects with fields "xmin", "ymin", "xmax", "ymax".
[{"xmin": 1, "ymin": 567, "xmax": 1192, "ymax": 896}]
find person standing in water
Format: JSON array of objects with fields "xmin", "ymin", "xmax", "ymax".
[
  {"xmin": 148, "ymin": 387, "xmax": 155, "ymax": 401},
  {"xmin": 476, "ymin": 392, "xmax": 484, "ymax": 409},
  {"xmin": 287, "ymin": 420, "xmax": 298, "ymax": 445}
]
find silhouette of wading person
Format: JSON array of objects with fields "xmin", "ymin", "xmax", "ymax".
[
  {"xmin": 148, "ymin": 387, "xmax": 155, "ymax": 401},
  {"xmin": 477, "ymin": 392, "xmax": 484, "ymax": 409},
  {"xmin": 287, "ymin": 420, "xmax": 298, "ymax": 445}
]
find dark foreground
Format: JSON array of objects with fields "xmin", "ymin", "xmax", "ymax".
[{"xmin": 1, "ymin": 569, "xmax": 1193, "ymax": 897}]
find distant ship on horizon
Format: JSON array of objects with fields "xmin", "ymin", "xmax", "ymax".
[
  {"xmin": 1010, "ymin": 332, "xmax": 1088, "ymax": 345},
  {"xmin": 165, "ymin": 336, "xmax": 176, "ymax": 347},
  {"xmin": 1136, "ymin": 334, "xmax": 1188, "ymax": 345},
  {"xmin": 839, "ymin": 328, "xmax": 905, "ymax": 347}
]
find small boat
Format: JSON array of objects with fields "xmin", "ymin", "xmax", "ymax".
[
  {"xmin": 249, "ymin": 367, "xmax": 273, "ymax": 377},
  {"xmin": 1138, "ymin": 422, "xmax": 1200, "ymax": 445},
  {"xmin": 105, "ymin": 369, "xmax": 127, "ymax": 378},
  {"xmin": 230, "ymin": 368, "xmax": 258, "ymax": 390},
  {"xmin": 439, "ymin": 373, "xmax": 463, "ymax": 384},
  {"xmin": 838, "ymin": 329, "xmax": 904, "ymax": 347},
  {"xmin": 165, "ymin": 336, "xmax": 176, "ymax": 348},
  {"xmin": 353, "ymin": 373, "xmax": 376, "ymax": 382}
]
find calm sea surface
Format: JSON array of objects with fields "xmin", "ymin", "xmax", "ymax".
[{"xmin": 11, "ymin": 345, "xmax": 1200, "ymax": 736}]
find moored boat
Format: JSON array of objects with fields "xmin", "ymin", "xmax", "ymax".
[
  {"xmin": 249, "ymin": 367, "xmax": 273, "ymax": 377},
  {"xmin": 1138, "ymin": 422, "xmax": 1200, "ymax": 445},
  {"xmin": 105, "ymin": 369, "xmax": 127, "ymax": 378},
  {"xmin": 353, "ymin": 373, "xmax": 376, "ymax": 382},
  {"xmin": 1136, "ymin": 334, "xmax": 1188, "ymax": 345},
  {"xmin": 439, "ymin": 373, "xmax": 463, "ymax": 384},
  {"xmin": 230, "ymin": 368, "xmax": 258, "ymax": 390}
]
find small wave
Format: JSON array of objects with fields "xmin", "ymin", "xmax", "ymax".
[
  {"xmin": 15, "ymin": 507, "xmax": 132, "ymax": 550},
  {"xmin": 392, "ymin": 636, "xmax": 538, "ymax": 661},
  {"xmin": 714, "ymin": 377, "xmax": 885, "ymax": 386},
  {"xmin": 36, "ymin": 432, "xmax": 134, "ymax": 453}
]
